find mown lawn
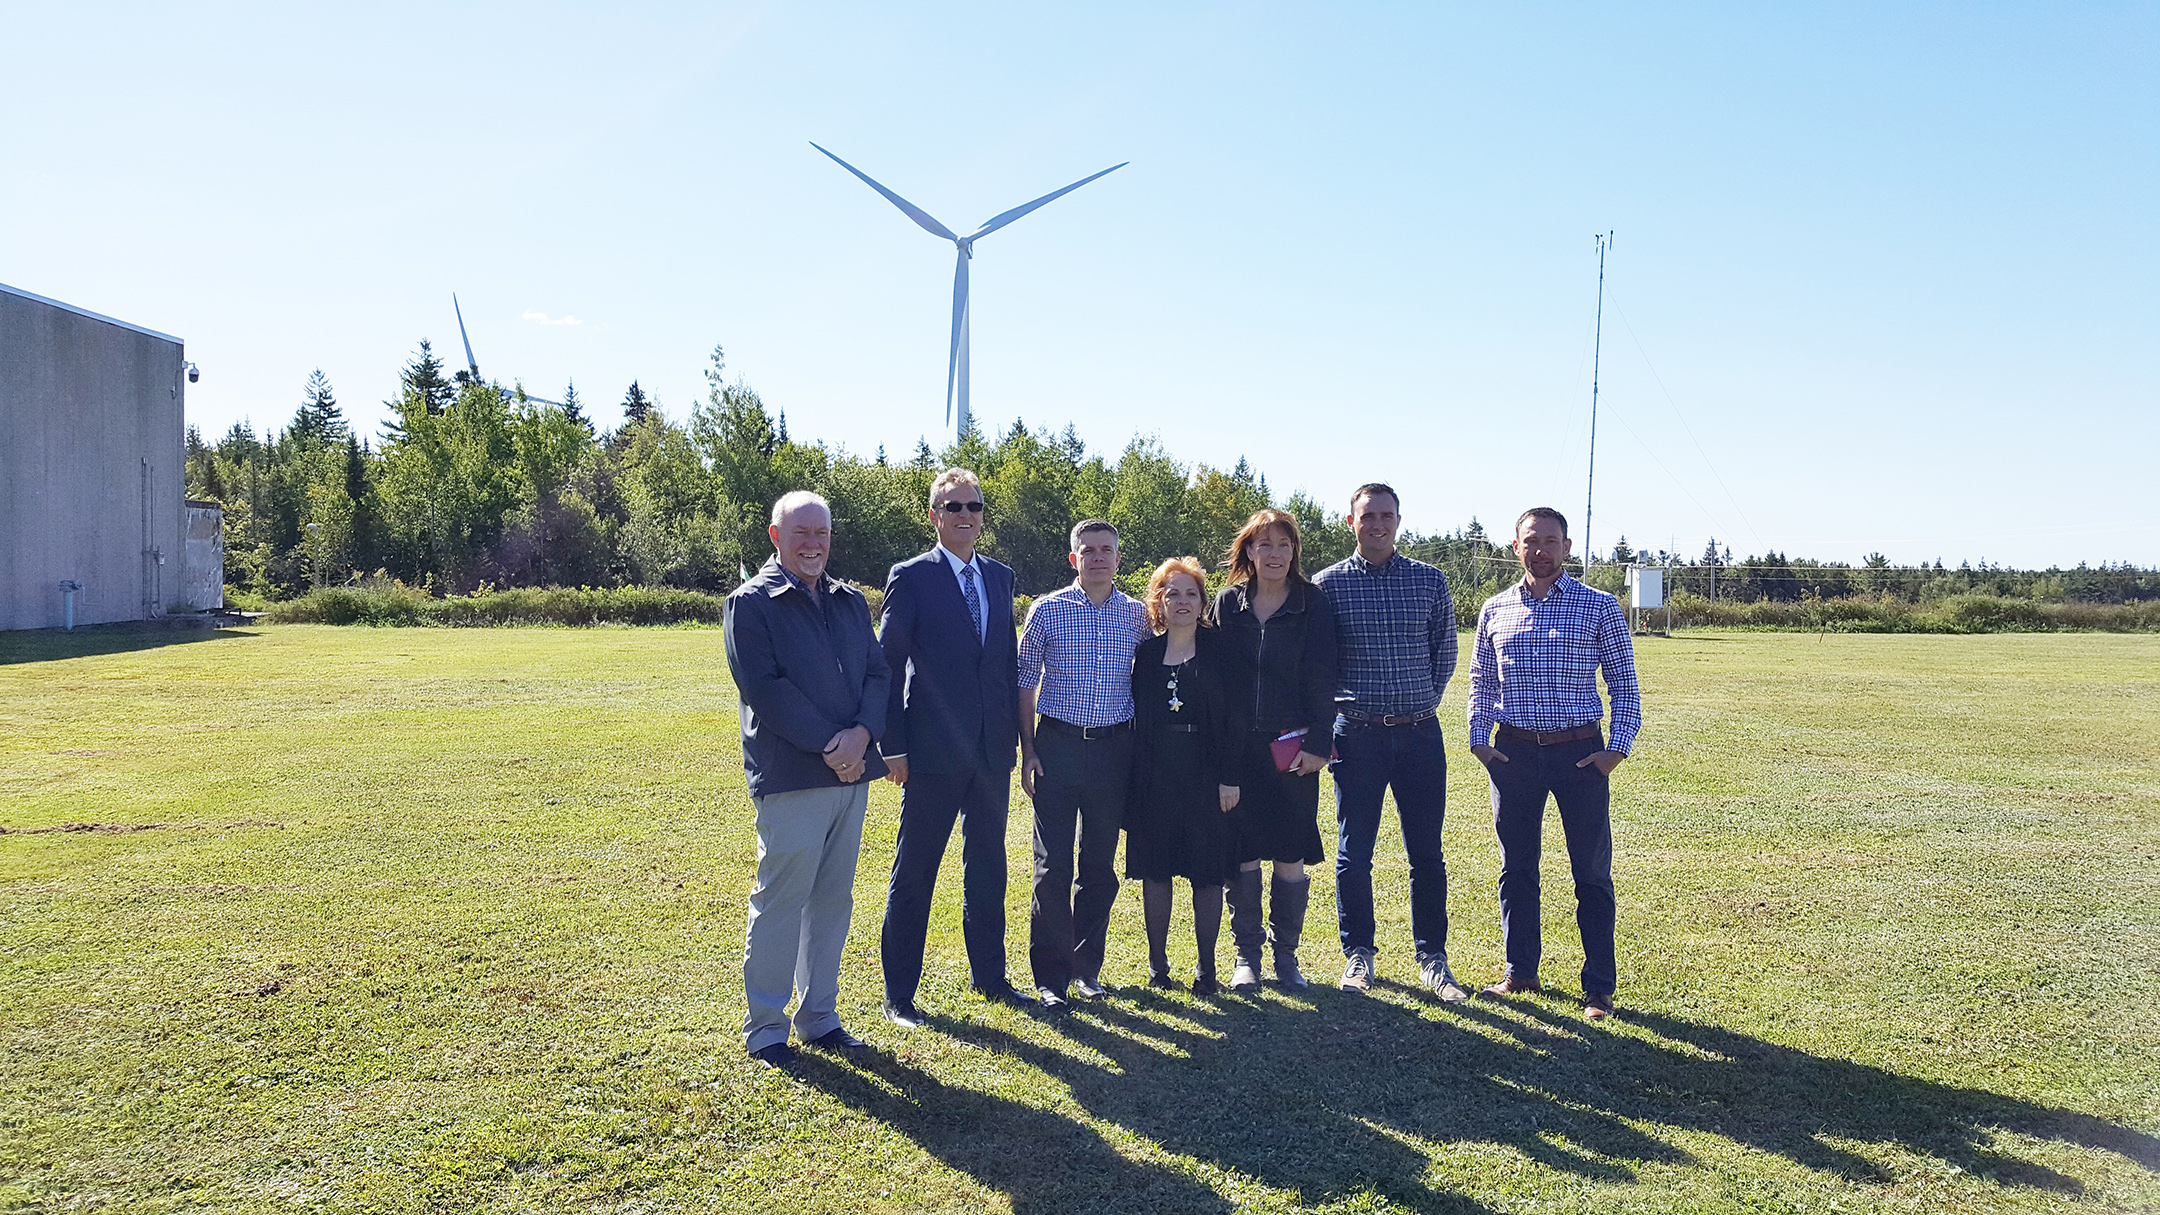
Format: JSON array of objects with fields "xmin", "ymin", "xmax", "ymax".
[{"xmin": 1, "ymin": 625, "xmax": 2155, "ymax": 1213}]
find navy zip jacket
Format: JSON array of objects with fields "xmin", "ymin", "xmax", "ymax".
[{"xmin": 723, "ymin": 556, "xmax": 891, "ymax": 799}]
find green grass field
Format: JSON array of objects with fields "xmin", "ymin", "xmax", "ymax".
[{"xmin": 3, "ymin": 626, "xmax": 2156, "ymax": 1213}]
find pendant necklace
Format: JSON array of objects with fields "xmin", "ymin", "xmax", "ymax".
[{"xmin": 1167, "ymin": 661, "xmax": 1185, "ymax": 712}]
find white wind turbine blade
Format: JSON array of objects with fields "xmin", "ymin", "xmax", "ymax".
[
  {"xmin": 966, "ymin": 162, "xmax": 1128, "ymax": 240},
  {"xmin": 810, "ymin": 142, "xmax": 962, "ymax": 241},
  {"xmin": 452, "ymin": 293, "xmax": 480, "ymax": 379},
  {"xmin": 945, "ymin": 247, "xmax": 969, "ymax": 427}
]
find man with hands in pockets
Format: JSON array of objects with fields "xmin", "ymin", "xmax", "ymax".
[{"xmin": 1467, "ymin": 507, "xmax": 1642, "ymax": 1022}]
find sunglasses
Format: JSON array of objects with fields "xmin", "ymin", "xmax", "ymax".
[{"xmin": 936, "ymin": 500, "xmax": 986, "ymax": 513}]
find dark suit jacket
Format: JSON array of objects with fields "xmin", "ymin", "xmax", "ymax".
[
  {"xmin": 878, "ymin": 547, "xmax": 1020, "ymax": 775},
  {"xmin": 723, "ymin": 556, "xmax": 891, "ymax": 799}
]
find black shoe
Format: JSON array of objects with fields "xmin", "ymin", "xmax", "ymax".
[
  {"xmin": 973, "ymin": 982, "xmax": 1036, "ymax": 1009},
  {"xmin": 1191, "ymin": 974, "xmax": 1221, "ymax": 996},
  {"xmin": 1036, "ymin": 987, "xmax": 1070, "ymax": 1011},
  {"xmin": 1073, "ymin": 974, "xmax": 1108, "ymax": 1000},
  {"xmin": 1147, "ymin": 971, "xmax": 1181, "ymax": 991},
  {"xmin": 748, "ymin": 1042, "xmax": 798, "ymax": 1069},
  {"xmin": 805, "ymin": 1027, "xmax": 872, "ymax": 1052},
  {"xmin": 883, "ymin": 1001, "xmax": 928, "ymax": 1029}
]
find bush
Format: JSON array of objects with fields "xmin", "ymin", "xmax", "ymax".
[
  {"xmin": 261, "ymin": 577, "xmax": 920, "ymax": 628},
  {"xmin": 266, "ymin": 581, "xmax": 433, "ymax": 625},
  {"xmin": 1662, "ymin": 591, "xmax": 2157, "ymax": 634}
]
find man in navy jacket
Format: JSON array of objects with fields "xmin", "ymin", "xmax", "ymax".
[
  {"xmin": 876, "ymin": 468, "xmax": 1028, "ymax": 1025},
  {"xmin": 724, "ymin": 491, "xmax": 889, "ymax": 1067}
]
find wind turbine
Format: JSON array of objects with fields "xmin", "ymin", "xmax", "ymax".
[
  {"xmin": 811, "ymin": 143, "xmax": 1126, "ymax": 437},
  {"xmin": 452, "ymin": 293, "xmax": 562, "ymax": 407}
]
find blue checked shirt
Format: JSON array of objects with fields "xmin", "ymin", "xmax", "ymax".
[
  {"xmin": 1313, "ymin": 551, "xmax": 1457, "ymax": 717},
  {"xmin": 1016, "ymin": 583, "xmax": 1154, "ymax": 727},
  {"xmin": 1468, "ymin": 574, "xmax": 1643, "ymax": 754}
]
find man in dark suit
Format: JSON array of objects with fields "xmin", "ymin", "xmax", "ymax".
[{"xmin": 877, "ymin": 468, "xmax": 1029, "ymax": 1025}]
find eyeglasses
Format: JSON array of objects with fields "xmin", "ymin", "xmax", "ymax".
[{"xmin": 936, "ymin": 501, "xmax": 986, "ymax": 513}]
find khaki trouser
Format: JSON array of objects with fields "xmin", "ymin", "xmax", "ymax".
[{"xmin": 742, "ymin": 782, "xmax": 869, "ymax": 1052}]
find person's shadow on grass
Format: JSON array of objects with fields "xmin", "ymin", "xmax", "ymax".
[
  {"xmin": 911, "ymin": 978, "xmax": 2156, "ymax": 1211},
  {"xmin": 789, "ymin": 1042, "xmax": 1237, "ymax": 1214}
]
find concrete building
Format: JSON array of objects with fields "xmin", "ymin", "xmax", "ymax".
[{"xmin": 2, "ymin": 282, "xmax": 217, "ymax": 631}]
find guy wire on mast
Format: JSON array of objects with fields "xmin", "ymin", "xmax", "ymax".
[{"xmin": 1585, "ymin": 230, "xmax": 1612, "ymax": 582}]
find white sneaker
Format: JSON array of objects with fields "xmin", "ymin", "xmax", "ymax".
[
  {"xmin": 1339, "ymin": 948, "xmax": 1377, "ymax": 992},
  {"xmin": 1421, "ymin": 955, "xmax": 1470, "ymax": 1003}
]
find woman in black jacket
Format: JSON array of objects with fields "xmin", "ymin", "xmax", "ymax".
[
  {"xmin": 1212, "ymin": 509, "xmax": 1339, "ymax": 990},
  {"xmin": 1125, "ymin": 557, "xmax": 1244, "ymax": 993}
]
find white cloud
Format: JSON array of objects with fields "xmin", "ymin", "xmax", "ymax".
[{"xmin": 521, "ymin": 310, "xmax": 583, "ymax": 326}]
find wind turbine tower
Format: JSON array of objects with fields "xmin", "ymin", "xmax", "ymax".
[{"xmin": 812, "ymin": 143, "xmax": 1126, "ymax": 438}]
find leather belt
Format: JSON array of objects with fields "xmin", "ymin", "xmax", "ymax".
[
  {"xmin": 1496, "ymin": 723, "xmax": 1602, "ymax": 746},
  {"xmin": 1038, "ymin": 715, "xmax": 1133, "ymax": 741},
  {"xmin": 1339, "ymin": 706, "xmax": 1437, "ymax": 727}
]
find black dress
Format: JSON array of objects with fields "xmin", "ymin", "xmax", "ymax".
[
  {"xmin": 1213, "ymin": 581, "xmax": 1339, "ymax": 865},
  {"xmin": 1123, "ymin": 629, "xmax": 1242, "ymax": 886}
]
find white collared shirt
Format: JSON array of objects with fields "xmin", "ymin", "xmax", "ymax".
[{"xmin": 937, "ymin": 543, "xmax": 987, "ymax": 643}]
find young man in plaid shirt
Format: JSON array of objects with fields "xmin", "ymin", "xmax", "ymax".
[
  {"xmin": 1312, "ymin": 484, "xmax": 1467, "ymax": 1002},
  {"xmin": 1467, "ymin": 507, "xmax": 1642, "ymax": 1021}
]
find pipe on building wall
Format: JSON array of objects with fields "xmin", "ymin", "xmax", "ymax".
[{"xmin": 59, "ymin": 581, "xmax": 81, "ymax": 630}]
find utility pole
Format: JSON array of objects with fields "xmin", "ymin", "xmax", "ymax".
[{"xmin": 1584, "ymin": 231, "xmax": 1612, "ymax": 583}]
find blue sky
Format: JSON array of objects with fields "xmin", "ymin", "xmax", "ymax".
[{"xmin": 5, "ymin": 3, "xmax": 2153, "ymax": 568}]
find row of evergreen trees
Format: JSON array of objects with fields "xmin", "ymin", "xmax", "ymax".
[
  {"xmin": 187, "ymin": 341, "xmax": 2156, "ymax": 605},
  {"xmin": 188, "ymin": 342, "xmax": 1374, "ymax": 600}
]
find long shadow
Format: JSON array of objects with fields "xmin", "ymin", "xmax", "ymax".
[
  {"xmin": 791, "ymin": 1046, "xmax": 1234, "ymax": 1215},
  {"xmin": 927, "ymin": 982, "xmax": 2155, "ymax": 1209},
  {"xmin": 0, "ymin": 624, "xmax": 255, "ymax": 665}
]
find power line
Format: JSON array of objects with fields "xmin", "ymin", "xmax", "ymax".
[{"xmin": 1611, "ymin": 299, "xmax": 1766, "ymax": 556}]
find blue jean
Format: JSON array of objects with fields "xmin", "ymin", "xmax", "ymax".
[
  {"xmin": 1488, "ymin": 732, "xmax": 1616, "ymax": 996},
  {"xmin": 1330, "ymin": 715, "xmax": 1449, "ymax": 960}
]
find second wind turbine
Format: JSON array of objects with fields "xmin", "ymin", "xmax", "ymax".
[{"xmin": 812, "ymin": 143, "xmax": 1126, "ymax": 438}]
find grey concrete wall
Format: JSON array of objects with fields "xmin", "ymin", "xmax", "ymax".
[{"xmin": 1, "ymin": 283, "xmax": 187, "ymax": 631}]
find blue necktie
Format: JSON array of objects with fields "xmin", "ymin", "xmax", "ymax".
[{"xmin": 962, "ymin": 564, "xmax": 983, "ymax": 641}]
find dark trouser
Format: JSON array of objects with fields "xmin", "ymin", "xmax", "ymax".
[
  {"xmin": 1331, "ymin": 715, "xmax": 1448, "ymax": 960},
  {"xmin": 880, "ymin": 762, "xmax": 1011, "ymax": 1007},
  {"xmin": 1029, "ymin": 723, "xmax": 1133, "ymax": 991},
  {"xmin": 1489, "ymin": 731, "xmax": 1616, "ymax": 996}
]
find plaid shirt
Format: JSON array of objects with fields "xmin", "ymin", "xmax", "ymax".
[
  {"xmin": 1016, "ymin": 583, "xmax": 1154, "ymax": 727},
  {"xmin": 1468, "ymin": 574, "xmax": 1642, "ymax": 754},
  {"xmin": 1313, "ymin": 550, "xmax": 1457, "ymax": 717}
]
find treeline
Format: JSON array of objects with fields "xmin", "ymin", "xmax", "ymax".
[
  {"xmin": 190, "ymin": 340, "xmax": 2157, "ymax": 612},
  {"xmin": 189, "ymin": 341, "xmax": 1385, "ymax": 601}
]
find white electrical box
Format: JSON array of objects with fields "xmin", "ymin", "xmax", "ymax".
[{"xmin": 1626, "ymin": 566, "xmax": 1664, "ymax": 609}]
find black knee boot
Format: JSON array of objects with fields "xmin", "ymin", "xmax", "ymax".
[
  {"xmin": 1226, "ymin": 867, "xmax": 1266, "ymax": 989},
  {"xmin": 1270, "ymin": 873, "xmax": 1312, "ymax": 990}
]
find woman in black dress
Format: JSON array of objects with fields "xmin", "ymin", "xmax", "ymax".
[
  {"xmin": 1125, "ymin": 557, "xmax": 1243, "ymax": 993},
  {"xmin": 1212, "ymin": 509, "xmax": 1339, "ymax": 990}
]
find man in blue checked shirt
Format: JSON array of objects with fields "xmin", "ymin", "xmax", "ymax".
[
  {"xmin": 1467, "ymin": 507, "xmax": 1641, "ymax": 1022},
  {"xmin": 1313, "ymin": 484, "xmax": 1468, "ymax": 1002},
  {"xmin": 1016, "ymin": 520, "xmax": 1154, "ymax": 1007}
]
